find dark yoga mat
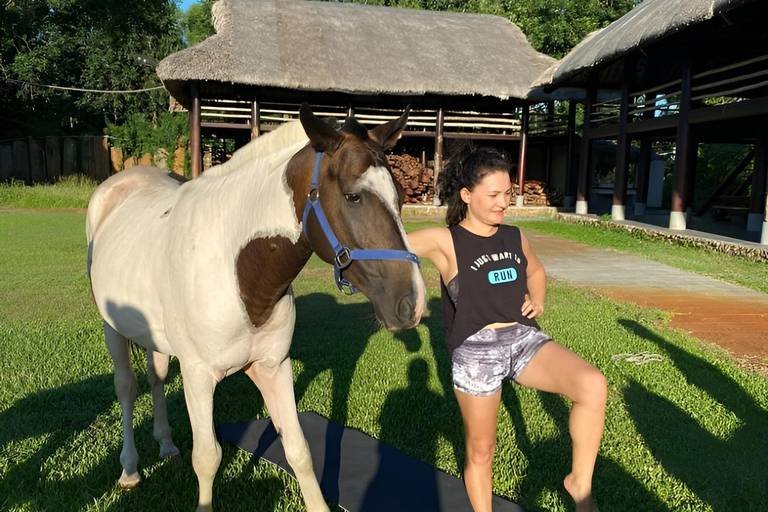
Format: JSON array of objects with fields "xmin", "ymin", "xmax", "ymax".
[{"xmin": 217, "ymin": 412, "xmax": 531, "ymax": 512}]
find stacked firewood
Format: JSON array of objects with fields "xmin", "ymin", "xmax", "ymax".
[
  {"xmin": 512, "ymin": 180, "xmax": 563, "ymax": 206},
  {"xmin": 387, "ymin": 154, "xmax": 434, "ymax": 203}
]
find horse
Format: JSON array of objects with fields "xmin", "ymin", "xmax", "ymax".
[{"xmin": 86, "ymin": 104, "xmax": 426, "ymax": 512}]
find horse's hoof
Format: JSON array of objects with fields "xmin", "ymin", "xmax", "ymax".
[
  {"xmin": 118, "ymin": 469, "xmax": 141, "ymax": 490},
  {"xmin": 165, "ymin": 452, "xmax": 183, "ymax": 465},
  {"xmin": 160, "ymin": 445, "xmax": 182, "ymax": 462}
]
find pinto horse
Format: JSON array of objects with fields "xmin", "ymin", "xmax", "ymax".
[{"xmin": 86, "ymin": 105, "xmax": 425, "ymax": 512}]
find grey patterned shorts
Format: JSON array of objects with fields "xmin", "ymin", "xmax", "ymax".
[{"xmin": 452, "ymin": 323, "xmax": 552, "ymax": 397}]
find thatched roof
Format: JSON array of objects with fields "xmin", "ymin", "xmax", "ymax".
[
  {"xmin": 536, "ymin": 0, "xmax": 758, "ymax": 89},
  {"xmin": 157, "ymin": 0, "xmax": 555, "ymax": 105}
]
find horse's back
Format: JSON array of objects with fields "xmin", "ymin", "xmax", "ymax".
[{"xmin": 86, "ymin": 167, "xmax": 182, "ymax": 244}]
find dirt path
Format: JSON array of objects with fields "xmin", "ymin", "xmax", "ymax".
[{"xmin": 526, "ymin": 231, "xmax": 768, "ymax": 363}]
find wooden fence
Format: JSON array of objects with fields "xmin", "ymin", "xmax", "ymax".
[{"xmin": 0, "ymin": 136, "xmax": 115, "ymax": 184}]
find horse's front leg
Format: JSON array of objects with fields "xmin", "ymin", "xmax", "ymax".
[
  {"xmin": 246, "ymin": 358, "xmax": 330, "ymax": 512},
  {"xmin": 180, "ymin": 361, "xmax": 222, "ymax": 512}
]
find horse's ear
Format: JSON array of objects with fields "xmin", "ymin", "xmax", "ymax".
[
  {"xmin": 341, "ymin": 116, "xmax": 370, "ymax": 140},
  {"xmin": 369, "ymin": 105, "xmax": 410, "ymax": 151},
  {"xmin": 300, "ymin": 103, "xmax": 342, "ymax": 153}
]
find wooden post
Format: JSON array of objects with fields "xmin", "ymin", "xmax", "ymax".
[
  {"xmin": 62, "ymin": 138, "xmax": 76, "ymax": 176},
  {"xmin": 516, "ymin": 105, "xmax": 529, "ymax": 207},
  {"xmin": 0, "ymin": 144, "xmax": 12, "ymax": 182},
  {"xmin": 28, "ymin": 137, "xmax": 46, "ymax": 183},
  {"xmin": 189, "ymin": 82, "xmax": 203, "ymax": 179},
  {"xmin": 670, "ymin": 57, "xmax": 694, "ymax": 230},
  {"xmin": 433, "ymin": 106, "xmax": 444, "ymax": 205},
  {"xmin": 634, "ymin": 138, "xmax": 652, "ymax": 215},
  {"xmin": 13, "ymin": 140, "xmax": 30, "ymax": 184},
  {"xmin": 250, "ymin": 100, "xmax": 261, "ymax": 140},
  {"xmin": 613, "ymin": 58, "xmax": 634, "ymax": 221},
  {"xmin": 564, "ymin": 101, "xmax": 577, "ymax": 207},
  {"xmin": 45, "ymin": 137, "xmax": 61, "ymax": 181},
  {"xmin": 544, "ymin": 102, "xmax": 554, "ymax": 185},
  {"xmin": 347, "ymin": 102, "xmax": 355, "ymax": 119},
  {"xmin": 94, "ymin": 136, "xmax": 110, "ymax": 182},
  {"xmin": 749, "ymin": 123, "xmax": 768, "ymax": 232},
  {"xmin": 577, "ymin": 79, "xmax": 597, "ymax": 215}
]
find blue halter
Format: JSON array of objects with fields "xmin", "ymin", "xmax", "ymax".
[{"xmin": 301, "ymin": 150, "xmax": 420, "ymax": 294}]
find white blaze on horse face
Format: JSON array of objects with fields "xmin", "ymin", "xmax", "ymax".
[{"xmin": 357, "ymin": 166, "xmax": 427, "ymax": 319}]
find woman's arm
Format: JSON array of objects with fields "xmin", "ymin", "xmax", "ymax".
[
  {"xmin": 520, "ymin": 231, "xmax": 546, "ymax": 319},
  {"xmin": 406, "ymin": 227, "xmax": 451, "ymax": 277}
]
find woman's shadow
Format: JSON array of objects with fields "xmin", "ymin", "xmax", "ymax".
[{"xmin": 618, "ymin": 318, "xmax": 768, "ymax": 511}]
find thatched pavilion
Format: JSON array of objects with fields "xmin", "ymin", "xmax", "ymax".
[
  {"xmin": 537, "ymin": 0, "xmax": 768, "ymax": 244},
  {"xmin": 157, "ymin": 0, "xmax": 562, "ymax": 205}
]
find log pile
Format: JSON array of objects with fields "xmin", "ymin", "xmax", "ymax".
[
  {"xmin": 387, "ymin": 154, "xmax": 434, "ymax": 203},
  {"xmin": 512, "ymin": 180, "xmax": 563, "ymax": 206}
]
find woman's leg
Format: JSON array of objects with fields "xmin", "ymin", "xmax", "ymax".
[
  {"xmin": 515, "ymin": 342, "xmax": 607, "ymax": 512},
  {"xmin": 454, "ymin": 388, "xmax": 502, "ymax": 512}
]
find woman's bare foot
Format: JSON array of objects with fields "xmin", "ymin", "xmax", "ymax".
[{"xmin": 564, "ymin": 473, "xmax": 599, "ymax": 512}]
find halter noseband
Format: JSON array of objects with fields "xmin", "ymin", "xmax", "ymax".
[{"xmin": 301, "ymin": 150, "xmax": 420, "ymax": 294}]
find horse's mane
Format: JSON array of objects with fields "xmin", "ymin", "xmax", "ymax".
[{"xmin": 202, "ymin": 121, "xmax": 309, "ymax": 178}]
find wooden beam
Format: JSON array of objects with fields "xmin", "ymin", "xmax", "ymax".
[
  {"xmin": 250, "ymin": 100, "xmax": 261, "ymax": 140},
  {"xmin": 189, "ymin": 82, "xmax": 202, "ymax": 179},
  {"xmin": 670, "ymin": 58, "xmax": 694, "ymax": 229},
  {"xmin": 613, "ymin": 58, "xmax": 634, "ymax": 220},
  {"xmin": 565, "ymin": 101, "xmax": 577, "ymax": 204},
  {"xmin": 434, "ymin": 106, "xmax": 445, "ymax": 204},
  {"xmin": 516, "ymin": 105, "xmax": 529, "ymax": 207},
  {"xmin": 577, "ymin": 79, "xmax": 597, "ymax": 214}
]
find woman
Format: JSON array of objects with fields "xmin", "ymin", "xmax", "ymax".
[{"xmin": 407, "ymin": 146, "xmax": 607, "ymax": 512}]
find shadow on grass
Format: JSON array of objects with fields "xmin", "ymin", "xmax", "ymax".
[{"xmin": 618, "ymin": 319, "xmax": 768, "ymax": 511}]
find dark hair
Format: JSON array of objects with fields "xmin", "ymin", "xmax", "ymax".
[{"xmin": 437, "ymin": 142, "xmax": 512, "ymax": 226}]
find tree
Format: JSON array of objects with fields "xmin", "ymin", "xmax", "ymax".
[
  {"xmin": 0, "ymin": 0, "xmax": 183, "ymax": 138},
  {"xmin": 181, "ymin": 0, "xmax": 217, "ymax": 47}
]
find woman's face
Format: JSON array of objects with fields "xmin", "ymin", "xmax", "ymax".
[{"xmin": 461, "ymin": 169, "xmax": 513, "ymax": 225}]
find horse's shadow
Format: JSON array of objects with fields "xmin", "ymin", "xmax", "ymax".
[
  {"xmin": 0, "ymin": 300, "xmax": 283, "ymax": 512},
  {"xmin": 618, "ymin": 319, "xmax": 768, "ymax": 511}
]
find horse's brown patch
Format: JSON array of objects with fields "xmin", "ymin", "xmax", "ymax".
[{"xmin": 236, "ymin": 235, "xmax": 312, "ymax": 328}]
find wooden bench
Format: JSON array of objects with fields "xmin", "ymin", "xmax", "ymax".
[{"xmin": 713, "ymin": 195, "xmax": 750, "ymax": 220}]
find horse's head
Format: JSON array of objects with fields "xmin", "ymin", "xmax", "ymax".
[{"xmin": 294, "ymin": 104, "xmax": 425, "ymax": 331}]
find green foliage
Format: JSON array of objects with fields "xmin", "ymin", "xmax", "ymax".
[
  {"xmin": 0, "ymin": 0, "xmax": 183, "ymax": 138},
  {"xmin": 181, "ymin": 0, "xmax": 217, "ymax": 46},
  {"xmin": 106, "ymin": 111, "xmax": 189, "ymax": 160},
  {"xmin": 693, "ymin": 144, "xmax": 752, "ymax": 211}
]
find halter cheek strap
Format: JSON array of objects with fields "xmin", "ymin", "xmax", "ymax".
[{"xmin": 301, "ymin": 150, "xmax": 420, "ymax": 294}]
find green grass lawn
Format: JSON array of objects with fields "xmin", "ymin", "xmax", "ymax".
[
  {"xmin": 1, "ymin": 212, "xmax": 766, "ymax": 512},
  {"xmin": 0, "ymin": 175, "xmax": 97, "ymax": 211},
  {"xmin": 514, "ymin": 219, "xmax": 768, "ymax": 295}
]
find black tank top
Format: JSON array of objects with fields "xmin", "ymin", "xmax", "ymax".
[{"xmin": 440, "ymin": 224, "xmax": 540, "ymax": 354}]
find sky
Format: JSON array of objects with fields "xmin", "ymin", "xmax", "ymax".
[{"xmin": 177, "ymin": 0, "xmax": 199, "ymax": 12}]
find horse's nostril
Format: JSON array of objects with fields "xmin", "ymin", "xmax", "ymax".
[{"xmin": 397, "ymin": 292, "xmax": 415, "ymax": 321}]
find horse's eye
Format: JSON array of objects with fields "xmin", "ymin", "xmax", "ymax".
[{"xmin": 345, "ymin": 193, "xmax": 362, "ymax": 204}]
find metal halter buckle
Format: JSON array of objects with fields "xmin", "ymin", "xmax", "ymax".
[{"xmin": 334, "ymin": 248, "xmax": 352, "ymax": 269}]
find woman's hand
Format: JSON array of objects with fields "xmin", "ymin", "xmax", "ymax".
[{"xmin": 521, "ymin": 294, "xmax": 544, "ymax": 319}]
